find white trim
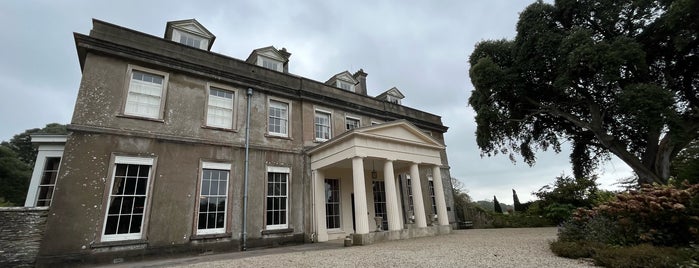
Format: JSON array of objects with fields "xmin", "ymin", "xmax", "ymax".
[
  {"xmin": 202, "ymin": 162, "xmax": 231, "ymax": 170},
  {"xmin": 267, "ymin": 166, "xmax": 290, "ymax": 173},
  {"xmin": 101, "ymin": 156, "xmax": 155, "ymax": 242},
  {"xmin": 25, "ymin": 147, "xmax": 64, "ymax": 207},
  {"xmin": 267, "ymin": 97, "xmax": 291, "ymax": 137},
  {"xmin": 257, "ymin": 55, "xmax": 283, "ymax": 72},
  {"xmin": 205, "ymin": 83, "xmax": 238, "ymax": 130},
  {"xmin": 114, "ymin": 155, "xmax": 154, "ymax": 165},
  {"xmin": 123, "ymin": 65, "xmax": 169, "ymax": 120},
  {"xmin": 345, "ymin": 116, "xmax": 361, "ymax": 130},
  {"xmin": 314, "ymin": 108, "xmax": 333, "ymax": 142},
  {"xmin": 196, "ymin": 162, "xmax": 231, "ymax": 235}
]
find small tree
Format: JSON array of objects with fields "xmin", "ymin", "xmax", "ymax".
[
  {"xmin": 493, "ymin": 195, "xmax": 503, "ymax": 213},
  {"xmin": 513, "ymin": 189, "xmax": 522, "ymax": 212}
]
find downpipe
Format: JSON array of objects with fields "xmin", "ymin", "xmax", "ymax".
[{"xmin": 241, "ymin": 88, "xmax": 253, "ymax": 251}]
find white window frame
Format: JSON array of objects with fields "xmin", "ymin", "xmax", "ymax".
[
  {"xmin": 123, "ymin": 65, "xmax": 169, "ymax": 120},
  {"xmin": 257, "ymin": 56, "xmax": 283, "ymax": 72},
  {"xmin": 266, "ymin": 166, "xmax": 290, "ymax": 230},
  {"xmin": 428, "ymin": 176, "xmax": 437, "ymax": 215},
  {"xmin": 345, "ymin": 116, "xmax": 361, "ymax": 131},
  {"xmin": 387, "ymin": 95, "xmax": 401, "ymax": 105},
  {"xmin": 336, "ymin": 80, "xmax": 355, "ymax": 92},
  {"xmin": 205, "ymin": 83, "xmax": 237, "ymax": 130},
  {"xmin": 314, "ymin": 109, "xmax": 332, "ymax": 142},
  {"xmin": 196, "ymin": 162, "xmax": 231, "ymax": 235},
  {"xmin": 325, "ymin": 178, "xmax": 341, "ymax": 230},
  {"xmin": 268, "ymin": 98, "xmax": 291, "ymax": 137},
  {"xmin": 171, "ymin": 29, "xmax": 209, "ymax": 50},
  {"xmin": 35, "ymin": 157, "xmax": 61, "ymax": 207},
  {"xmin": 101, "ymin": 156, "xmax": 155, "ymax": 242}
]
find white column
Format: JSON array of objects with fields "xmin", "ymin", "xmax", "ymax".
[
  {"xmin": 432, "ymin": 166, "xmax": 449, "ymax": 226},
  {"xmin": 352, "ymin": 157, "xmax": 370, "ymax": 234},
  {"xmin": 409, "ymin": 163, "xmax": 427, "ymax": 228},
  {"xmin": 383, "ymin": 160, "xmax": 401, "ymax": 231},
  {"xmin": 314, "ymin": 169, "xmax": 328, "ymax": 242}
]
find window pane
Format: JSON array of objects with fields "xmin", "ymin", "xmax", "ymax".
[
  {"xmin": 103, "ymin": 162, "xmax": 151, "ymax": 241},
  {"xmin": 197, "ymin": 168, "xmax": 229, "ymax": 233}
]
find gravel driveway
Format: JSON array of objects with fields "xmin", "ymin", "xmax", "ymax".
[{"xmin": 167, "ymin": 227, "xmax": 593, "ymax": 268}]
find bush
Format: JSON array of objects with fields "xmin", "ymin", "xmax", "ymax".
[
  {"xmin": 564, "ymin": 183, "xmax": 699, "ymax": 246},
  {"xmin": 593, "ymin": 244, "xmax": 695, "ymax": 268}
]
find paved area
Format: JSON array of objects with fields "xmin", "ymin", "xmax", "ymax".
[{"xmin": 104, "ymin": 227, "xmax": 594, "ymax": 268}]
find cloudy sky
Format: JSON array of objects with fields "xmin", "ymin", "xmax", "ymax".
[{"xmin": 0, "ymin": 0, "xmax": 633, "ymax": 203}]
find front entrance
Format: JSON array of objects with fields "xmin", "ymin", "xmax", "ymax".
[{"xmin": 372, "ymin": 181, "xmax": 388, "ymax": 230}]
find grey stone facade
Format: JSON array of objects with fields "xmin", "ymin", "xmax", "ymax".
[
  {"xmin": 34, "ymin": 19, "xmax": 455, "ymax": 266},
  {"xmin": 0, "ymin": 207, "xmax": 49, "ymax": 267}
]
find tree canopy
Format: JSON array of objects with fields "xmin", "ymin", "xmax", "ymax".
[
  {"xmin": 468, "ymin": 0, "xmax": 698, "ymax": 184},
  {"xmin": 1, "ymin": 123, "xmax": 67, "ymax": 166}
]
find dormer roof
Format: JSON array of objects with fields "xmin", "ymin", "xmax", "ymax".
[
  {"xmin": 164, "ymin": 19, "xmax": 216, "ymax": 50},
  {"xmin": 376, "ymin": 87, "xmax": 405, "ymax": 100},
  {"xmin": 246, "ymin": 46, "xmax": 292, "ymax": 73},
  {"xmin": 325, "ymin": 71, "xmax": 359, "ymax": 85}
]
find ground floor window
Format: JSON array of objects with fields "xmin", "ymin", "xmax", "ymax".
[
  {"xmin": 36, "ymin": 157, "xmax": 61, "ymax": 206},
  {"xmin": 266, "ymin": 167, "xmax": 289, "ymax": 229},
  {"xmin": 325, "ymin": 179, "xmax": 341, "ymax": 229},
  {"xmin": 428, "ymin": 178, "xmax": 437, "ymax": 216},
  {"xmin": 197, "ymin": 162, "xmax": 230, "ymax": 235},
  {"xmin": 102, "ymin": 156, "xmax": 153, "ymax": 242}
]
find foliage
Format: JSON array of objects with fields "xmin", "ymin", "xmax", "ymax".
[
  {"xmin": 561, "ymin": 183, "xmax": 699, "ymax": 247},
  {"xmin": 493, "ymin": 195, "xmax": 503, "ymax": 213},
  {"xmin": 490, "ymin": 212, "xmax": 555, "ymax": 228},
  {"xmin": 0, "ymin": 145, "xmax": 32, "ymax": 205},
  {"xmin": 672, "ymin": 139, "xmax": 699, "ymax": 184},
  {"xmin": 451, "ymin": 177, "xmax": 472, "ymax": 223},
  {"xmin": 551, "ymin": 241, "xmax": 698, "ymax": 268},
  {"xmin": 473, "ymin": 199, "xmax": 512, "ymax": 213},
  {"xmin": 534, "ymin": 174, "xmax": 599, "ymax": 223},
  {"xmin": 468, "ymin": 0, "xmax": 699, "ymax": 184},
  {"xmin": 0, "ymin": 123, "xmax": 67, "ymax": 166},
  {"xmin": 0, "ymin": 197, "xmax": 15, "ymax": 207}
]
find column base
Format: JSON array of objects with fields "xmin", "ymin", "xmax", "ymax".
[{"xmin": 351, "ymin": 225, "xmax": 452, "ymax": 246}]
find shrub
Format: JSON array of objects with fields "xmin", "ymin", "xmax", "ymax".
[
  {"xmin": 565, "ymin": 183, "xmax": 699, "ymax": 247},
  {"xmin": 593, "ymin": 244, "xmax": 694, "ymax": 268},
  {"xmin": 549, "ymin": 240, "xmax": 600, "ymax": 259}
]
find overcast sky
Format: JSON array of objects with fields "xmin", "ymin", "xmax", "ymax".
[{"xmin": 0, "ymin": 0, "xmax": 633, "ymax": 203}]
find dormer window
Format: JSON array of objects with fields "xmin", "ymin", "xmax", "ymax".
[
  {"xmin": 260, "ymin": 57, "xmax": 282, "ymax": 72},
  {"xmin": 177, "ymin": 30, "xmax": 203, "ymax": 48},
  {"xmin": 376, "ymin": 87, "xmax": 405, "ymax": 105},
  {"xmin": 387, "ymin": 95, "xmax": 401, "ymax": 104},
  {"xmin": 164, "ymin": 19, "xmax": 216, "ymax": 51},
  {"xmin": 337, "ymin": 81, "xmax": 354, "ymax": 91},
  {"xmin": 247, "ymin": 46, "xmax": 291, "ymax": 73}
]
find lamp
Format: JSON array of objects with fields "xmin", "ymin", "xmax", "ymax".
[{"xmin": 371, "ymin": 161, "xmax": 378, "ymax": 179}]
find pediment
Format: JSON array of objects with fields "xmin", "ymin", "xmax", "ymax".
[
  {"xmin": 335, "ymin": 71, "xmax": 358, "ymax": 83},
  {"xmin": 357, "ymin": 120, "xmax": 442, "ymax": 148},
  {"xmin": 166, "ymin": 19, "xmax": 215, "ymax": 38},
  {"xmin": 248, "ymin": 46, "xmax": 287, "ymax": 62},
  {"xmin": 385, "ymin": 87, "xmax": 405, "ymax": 98}
]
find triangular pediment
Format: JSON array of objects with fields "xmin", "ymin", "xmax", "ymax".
[
  {"xmin": 326, "ymin": 71, "xmax": 358, "ymax": 85},
  {"xmin": 247, "ymin": 46, "xmax": 288, "ymax": 63},
  {"xmin": 164, "ymin": 19, "xmax": 216, "ymax": 50},
  {"xmin": 357, "ymin": 120, "xmax": 441, "ymax": 147}
]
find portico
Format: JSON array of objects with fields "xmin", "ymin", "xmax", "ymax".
[{"xmin": 309, "ymin": 120, "xmax": 451, "ymax": 244}]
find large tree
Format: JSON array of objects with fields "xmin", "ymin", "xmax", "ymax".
[
  {"xmin": 1, "ymin": 123, "xmax": 67, "ymax": 166},
  {"xmin": 468, "ymin": 0, "xmax": 698, "ymax": 184}
]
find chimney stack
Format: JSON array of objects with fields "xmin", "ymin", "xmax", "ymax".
[{"xmin": 353, "ymin": 69, "xmax": 368, "ymax": 95}]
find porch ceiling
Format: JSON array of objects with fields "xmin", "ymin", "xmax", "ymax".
[{"xmin": 308, "ymin": 120, "xmax": 445, "ymax": 170}]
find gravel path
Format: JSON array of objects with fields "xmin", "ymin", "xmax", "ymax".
[{"xmin": 172, "ymin": 227, "xmax": 593, "ymax": 268}]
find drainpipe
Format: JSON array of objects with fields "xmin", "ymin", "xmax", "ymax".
[{"xmin": 241, "ymin": 88, "xmax": 253, "ymax": 251}]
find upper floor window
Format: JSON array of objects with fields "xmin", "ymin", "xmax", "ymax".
[
  {"xmin": 124, "ymin": 67, "xmax": 168, "ymax": 120},
  {"xmin": 315, "ymin": 110, "xmax": 332, "ymax": 141},
  {"xmin": 268, "ymin": 100, "xmax": 289, "ymax": 137},
  {"xmin": 386, "ymin": 95, "xmax": 401, "ymax": 105},
  {"xmin": 345, "ymin": 117, "xmax": 360, "ymax": 130},
  {"xmin": 206, "ymin": 86, "xmax": 235, "ymax": 129},
  {"xmin": 171, "ymin": 29, "xmax": 209, "ymax": 50}
]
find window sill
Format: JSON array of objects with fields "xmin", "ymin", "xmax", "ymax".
[
  {"xmin": 313, "ymin": 139, "xmax": 330, "ymax": 143},
  {"xmin": 191, "ymin": 233, "xmax": 232, "ymax": 241},
  {"xmin": 117, "ymin": 114, "xmax": 165, "ymax": 123},
  {"xmin": 91, "ymin": 239, "xmax": 148, "ymax": 249},
  {"xmin": 265, "ymin": 133, "xmax": 293, "ymax": 140},
  {"xmin": 261, "ymin": 228, "xmax": 293, "ymax": 235},
  {"xmin": 202, "ymin": 125, "xmax": 238, "ymax": 133}
]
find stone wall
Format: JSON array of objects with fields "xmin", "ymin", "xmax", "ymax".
[{"xmin": 0, "ymin": 207, "xmax": 49, "ymax": 267}]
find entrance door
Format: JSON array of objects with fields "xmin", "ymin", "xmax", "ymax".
[
  {"xmin": 350, "ymin": 194, "xmax": 356, "ymax": 232},
  {"xmin": 372, "ymin": 181, "xmax": 388, "ymax": 230}
]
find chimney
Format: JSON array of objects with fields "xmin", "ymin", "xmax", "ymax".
[
  {"xmin": 353, "ymin": 69, "xmax": 368, "ymax": 95},
  {"xmin": 280, "ymin": 47, "xmax": 292, "ymax": 73}
]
